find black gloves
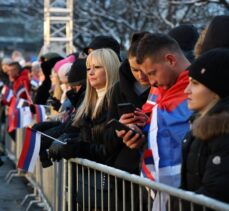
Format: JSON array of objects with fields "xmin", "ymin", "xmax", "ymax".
[
  {"xmin": 40, "ymin": 150, "xmax": 53, "ymax": 168},
  {"xmin": 48, "ymin": 138, "xmax": 78, "ymax": 161},
  {"xmin": 39, "ymin": 135, "xmax": 55, "ymax": 168},
  {"xmin": 66, "ymin": 89, "xmax": 78, "ymax": 107},
  {"xmin": 47, "ymin": 96, "xmax": 61, "ymax": 111}
]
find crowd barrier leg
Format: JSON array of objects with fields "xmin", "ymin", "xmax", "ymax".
[
  {"xmin": 5, "ymin": 128, "xmax": 25, "ymax": 183},
  {"xmin": 62, "ymin": 160, "xmax": 67, "ymax": 211},
  {"xmin": 21, "ymin": 188, "xmax": 37, "ymax": 206},
  {"xmin": 68, "ymin": 160, "xmax": 72, "ymax": 211}
]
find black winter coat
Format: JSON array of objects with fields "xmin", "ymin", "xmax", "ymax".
[
  {"xmin": 181, "ymin": 97, "xmax": 229, "ymax": 206},
  {"xmin": 70, "ymin": 98, "xmax": 121, "ymax": 164},
  {"xmin": 105, "ymin": 59, "xmax": 150, "ymax": 174}
]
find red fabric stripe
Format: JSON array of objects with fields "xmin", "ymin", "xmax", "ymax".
[
  {"xmin": 17, "ymin": 128, "xmax": 32, "ymax": 169},
  {"xmin": 35, "ymin": 105, "xmax": 41, "ymax": 122},
  {"xmin": 142, "ymin": 160, "xmax": 155, "ymax": 181},
  {"xmin": 142, "ymin": 149, "xmax": 155, "ymax": 181}
]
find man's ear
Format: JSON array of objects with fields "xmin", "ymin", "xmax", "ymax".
[{"xmin": 164, "ymin": 53, "xmax": 177, "ymax": 66}]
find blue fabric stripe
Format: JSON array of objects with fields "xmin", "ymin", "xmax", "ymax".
[
  {"xmin": 148, "ymin": 93, "xmax": 157, "ymax": 102},
  {"xmin": 156, "ymin": 100, "xmax": 192, "ymax": 168},
  {"xmin": 23, "ymin": 131, "xmax": 36, "ymax": 171},
  {"xmin": 144, "ymin": 156, "xmax": 154, "ymax": 165},
  {"xmin": 17, "ymin": 109, "xmax": 21, "ymax": 127}
]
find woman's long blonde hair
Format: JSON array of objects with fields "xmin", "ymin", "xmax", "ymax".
[{"xmin": 73, "ymin": 48, "xmax": 120, "ymax": 126}]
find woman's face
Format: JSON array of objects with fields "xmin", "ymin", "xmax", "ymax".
[
  {"xmin": 87, "ymin": 57, "xmax": 106, "ymax": 90},
  {"xmin": 128, "ymin": 57, "xmax": 149, "ymax": 86},
  {"xmin": 184, "ymin": 78, "xmax": 219, "ymax": 111}
]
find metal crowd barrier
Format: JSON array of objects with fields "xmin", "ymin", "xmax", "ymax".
[
  {"xmin": 3, "ymin": 119, "xmax": 229, "ymax": 211},
  {"xmin": 67, "ymin": 158, "xmax": 229, "ymax": 211},
  {"xmin": 4, "ymin": 127, "xmax": 53, "ymax": 211}
]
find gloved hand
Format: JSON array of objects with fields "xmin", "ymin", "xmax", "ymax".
[
  {"xmin": 40, "ymin": 135, "xmax": 54, "ymax": 150},
  {"xmin": 66, "ymin": 89, "xmax": 78, "ymax": 107},
  {"xmin": 40, "ymin": 150, "xmax": 53, "ymax": 168},
  {"xmin": 48, "ymin": 138, "xmax": 77, "ymax": 161},
  {"xmin": 47, "ymin": 96, "xmax": 61, "ymax": 111}
]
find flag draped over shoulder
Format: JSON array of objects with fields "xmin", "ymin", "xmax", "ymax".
[
  {"xmin": 141, "ymin": 71, "xmax": 192, "ymax": 187},
  {"xmin": 18, "ymin": 128, "xmax": 41, "ymax": 173}
]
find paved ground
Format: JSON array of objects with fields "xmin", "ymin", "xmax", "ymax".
[{"xmin": 0, "ymin": 156, "xmax": 41, "ymax": 211}]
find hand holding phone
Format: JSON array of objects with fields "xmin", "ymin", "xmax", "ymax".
[
  {"xmin": 117, "ymin": 103, "xmax": 135, "ymax": 116},
  {"xmin": 106, "ymin": 119, "xmax": 137, "ymax": 135}
]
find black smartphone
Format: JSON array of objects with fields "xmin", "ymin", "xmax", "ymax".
[
  {"xmin": 117, "ymin": 103, "xmax": 136, "ymax": 116},
  {"xmin": 106, "ymin": 119, "xmax": 137, "ymax": 134}
]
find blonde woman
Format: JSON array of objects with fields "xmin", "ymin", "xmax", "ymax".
[{"xmin": 48, "ymin": 48, "xmax": 120, "ymax": 162}]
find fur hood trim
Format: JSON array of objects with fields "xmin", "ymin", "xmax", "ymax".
[{"xmin": 192, "ymin": 112, "xmax": 229, "ymax": 140}]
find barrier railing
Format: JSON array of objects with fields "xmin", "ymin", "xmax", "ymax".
[
  {"xmin": 3, "ymin": 122, "xmax": 229, "ymax": 211},
  {"xmin": 67, "ymin": 158, "xmax": 229, "ymax": 211},
  {"xmin": 4, "ymin": 127, "xmax": 53, "ymax": 211}
]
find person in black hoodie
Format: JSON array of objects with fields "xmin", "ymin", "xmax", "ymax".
[
  {"xmin": 34, "ymin": 53, "xmax": 63, "ymax": 105},
  {"xmin": 35, "ymin": 58, "xmax": 87, "ymax": 168},
  {"xmin": 103, "ymin": 32, "xmax": 151, "ymax": 210},
  {"xmin": 106, "ymin": 32, "xmax": 150, "ymax": 174}
]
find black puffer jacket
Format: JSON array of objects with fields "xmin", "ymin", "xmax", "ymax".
[
  {"xmin": 181, "ymin": 97, "xmax": 229, "ymax": 204},
  {"xmin": 105, "ymin": 59, "xmax": 150, "ymax": 174}
]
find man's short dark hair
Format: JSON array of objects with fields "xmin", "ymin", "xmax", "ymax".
[
  {"xmin": 8, "ymin": 61, "xmax": 22, "ymax": 72},
  {"xmin": 136, "ymin": 33, "xmax": 183, "ymax": 64}
]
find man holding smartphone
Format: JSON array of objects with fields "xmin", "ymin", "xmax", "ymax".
[{"xmin": 117, "ymin": 33, "xmax": 192, "ymax": 195}]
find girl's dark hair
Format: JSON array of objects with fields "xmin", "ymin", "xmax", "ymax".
[{"xmin": 127, "ymin": 31, "xmax": 150, "ymax": 58}]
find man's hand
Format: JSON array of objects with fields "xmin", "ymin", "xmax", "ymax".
[
  {"xmin": 116, "ymin": 124, "xmax": 145, "ymax": 149},
  {"xmin": 133, "ymin": 108, "xmax": 149, "ymax": 127},
  {"xmin": 119, "ymin": 108, "xmax": 148, "ymax": 127}
]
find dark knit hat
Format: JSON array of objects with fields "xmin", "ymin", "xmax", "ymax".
[
  {"xmin": 201, "ymin": 15, "xmax": 229, "ymax": 54},
  {"xmin": 188, "ymin": 48, "xmax": 229, "ymax": 98},
  {"xmin": 40, "ymin": 52, "xmax": 62, "ymax": 62},
  {"xmin": 168, "ymin": 24, "xmax": 199, "ymax": 51},
  {"xmin": 83, "ymin": 35, "xmax": 120, "ymax": 57},
  {"xmin": 67, "ymin": 58, "xmax": 87, "ymax": 86}
]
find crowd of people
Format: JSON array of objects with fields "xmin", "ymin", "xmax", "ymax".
[{"xmin": 0, "ymin": 15, "xmax": 229, "ymax": 210}]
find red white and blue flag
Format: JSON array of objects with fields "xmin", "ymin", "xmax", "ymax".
[
  {"xmin": 1, "ymin": 85, "xmax": 13, "ymax": 103},
  {"xmin": 13, "ymin": 106, "xmax": 33, "ymax": 129},
  {"xmin": 141, "ymin": 71, "xmax": 192, "ymax": 210},
  {"xmin": 18, "ymin": 128, "xmax": 41, "ymax": 172},
  {"xmin": 34, "ymin": 105, "xmax": 47, "ymax": 123},
  {"xmin": 15, "ymin": 98, "xmax": 29, "ymax": 108}
]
